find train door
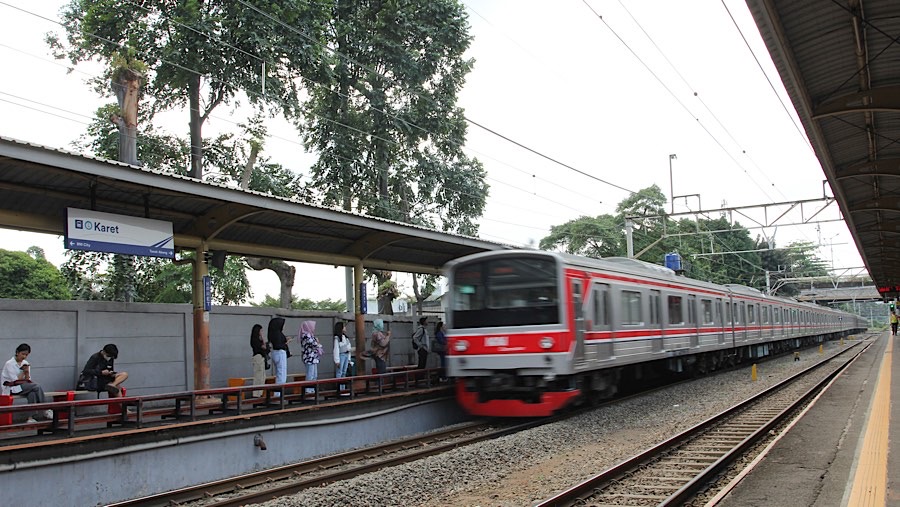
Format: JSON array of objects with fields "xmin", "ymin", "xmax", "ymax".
[
  {"xmin": 688, "ymin": 295, "xmax": 699, "ymax": 348},
  {"xmin": 571, "ymin": 279, "xmax": 586, "ymax": 366},
  {"xmin": 650, "ymin": 289, "xmax": 662, "ymax": 352},
  {"xmin": 735, "ymin": 301, "xmax": 746, "ymax": 343},
  {"xmin": 715, "ymin": 298, "xmax": 725, "ymax": 344},
  {"xmin": 591, "ymin": 283, "xmax": 612, "ymax": 360},
  {"xmin": 726, "ymin": 297, "xmax": 735, "ymax": 346}
]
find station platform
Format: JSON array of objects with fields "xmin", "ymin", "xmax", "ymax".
[{"xmin": 715, "ymin": 332, "xmax": 899, "ymax": 507}]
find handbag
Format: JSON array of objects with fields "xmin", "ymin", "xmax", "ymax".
[{"xmin": 77, "ymin": 373, "xmax": 98, "ymax": 392}]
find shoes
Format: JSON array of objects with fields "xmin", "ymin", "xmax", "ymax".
[
  {"xmin": 43, "ymin": 409, "xmax": 53, "ymax": 420},
  {"xmin": 106, "ymin": 384, "xmax": 121, "ymax": 396},
  {"xmin": 26, "ymin": 417, "xmax": 37, "ymax": 424}
]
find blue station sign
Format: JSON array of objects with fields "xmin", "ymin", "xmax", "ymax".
[{"xmin": 64, "ymin": 208, "xmax": 174, "ymax": 258}]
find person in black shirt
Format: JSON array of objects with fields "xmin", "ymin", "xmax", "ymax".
[
  {"xmin": 80, "ymin": 344, "xmax": 128, "ymax": 397},
  {"xmin": 250, "ymin": 323, "xmax": 270, "ymax": 397}
]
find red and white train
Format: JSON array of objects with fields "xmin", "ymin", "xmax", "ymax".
[{"xmin": 444, "ymin": 250, "xmax": 866, "ymax": 417}]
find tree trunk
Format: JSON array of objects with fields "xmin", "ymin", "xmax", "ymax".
[
  {"xmin": 189, "ymin": 74, "xmax": 203, "ymax": 179},
  {"xmin": 238, "ymin": 142, "xmax": 260, "ymax": 190},
  {"xmin": 246, "ymin": 257, "xmax": 295, "ymax": 309},
  {"xmin": 112, "ymin": 68, "xmax": 141, "ymax": 166}
]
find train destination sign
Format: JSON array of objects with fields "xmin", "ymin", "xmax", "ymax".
[{"xmin": 64, "ymin": 208, "xmax": 174, "ymax": 258}]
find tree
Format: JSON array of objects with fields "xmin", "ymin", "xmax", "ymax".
[
  {"xmin": 302, "ymin": 0, "xmax": 487, "ymax": 313},
  {"xmin": 50, "ymin": 0, "xmax": 329, "ymax": 180},
  {"xmin": 0, "ymin": 248, "xmax": 71, "ymax": 300},
  {"xmin": 253, "ymin": 295, "xmax": 346, "ymax": 311}
]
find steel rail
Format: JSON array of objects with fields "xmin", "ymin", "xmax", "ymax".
[{"xmin": 535, "ymin": 338, "xmax": 870, "ymax": 507}]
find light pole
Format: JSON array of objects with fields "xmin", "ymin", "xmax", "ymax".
[{"xmin": 669, "ymin": 154, "xmax": 677, "ymax": 214}]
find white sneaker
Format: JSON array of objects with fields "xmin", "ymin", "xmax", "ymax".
[
  {"xmin": 44, "ymin": 409, "xmax": 54, "ymax": 420},
  {"xmin": 26, "ymin": 417, "xmax": 37, "ymax": 424}
]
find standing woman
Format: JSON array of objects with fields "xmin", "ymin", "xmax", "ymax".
[
  {"xmin": 434, "ymin": 321, "xmax": 448, "ymax": 381},
  {"xmin": 267, "ymin": 317, "xmax": 292, "ymax": 386},
  {"xmin": 249, "ymin": 324, "xmax": 269, "ymax": 397},
  {"xmin": 371, "ymin": 319, "xmax": 391, "ymax": 374},
  {"xmin": 299, "ymin": 320, "xmax": 321, "ymax": 394},
  {"xmin": 333, "ymin": 322, "xmax": 352, "ymax": 383}
]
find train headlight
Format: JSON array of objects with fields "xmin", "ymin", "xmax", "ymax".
[
  {"xmin": 453, "ymin": 340, "xmax": 469, "ymax": 352},
  {"xmin": 539, "ymin": 337, "xmax": 554, "ymax": 349}
]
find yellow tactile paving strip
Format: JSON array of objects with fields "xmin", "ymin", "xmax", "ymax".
[{"xmin": 847, "ymin": 336, "xmax": 892, "ymax": 507}]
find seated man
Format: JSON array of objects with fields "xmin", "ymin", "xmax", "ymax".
[
  {"xmin": 80, "ymin": 344, "xmax": 128, "ymax": 397},
  {"xmin": 1, "ymin": 343, "xmax": 52, "ymax": 423}
]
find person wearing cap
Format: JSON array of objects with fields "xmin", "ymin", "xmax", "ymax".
[
  {"xmin": 80, "ymin": 344, "xmax": 129, "ymax": 397},
  {"xmin": 412, "ymin": 317, "xmax": 430, "ymax": 369}
]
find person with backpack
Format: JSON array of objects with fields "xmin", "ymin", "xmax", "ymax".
[{"xmin": 412, "ymin": 317, "xmax": 430, "ymax": 369}]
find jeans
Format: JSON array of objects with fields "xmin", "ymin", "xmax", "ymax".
[
  {"xmin": 271, "ymin": 349, "xmax": 287, "ymax": 384},
  {"xmin": 336, "ymin": 352, "xmax": 350, "ymax": 377},
  {"xmin": 374, "ymin": 356, "xmax": 386, "ymax": 374},
  {"xmin": 417, "ymin": 348, "xmax": 428, "ymax": 369},
  {"xmin": 18, "ymin": 382, "xmax": 46, "ymax": 404},
  {"xmin": 305, "ymin": 362, "xmax": 318, "ymax": 394}
]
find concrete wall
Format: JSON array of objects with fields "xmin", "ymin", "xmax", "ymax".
[{"xmin": 0, "ymin": 299, "xmax": 441, "ymax": 394}]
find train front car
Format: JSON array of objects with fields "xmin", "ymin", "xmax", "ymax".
[{"xmin": 445, "ymin": 250, "xmax": 576, "ymax": 417}]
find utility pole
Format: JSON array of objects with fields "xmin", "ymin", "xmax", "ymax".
[{"xmin": 669, "ymin": 154, "xmax": 677, "ymax": 214}]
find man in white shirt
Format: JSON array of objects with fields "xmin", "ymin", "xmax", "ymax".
[{"xmin": 1, "ymin": 343, "xmax": 52, "ymax": 423}]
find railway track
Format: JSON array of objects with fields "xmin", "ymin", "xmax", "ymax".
[
  {"xmin": 535, "ymin": 340, "xmax": 869, "ymax": 507},
  {"xmin": 108, "ymin": 418, "xmax": 550, "ymax": 507}
]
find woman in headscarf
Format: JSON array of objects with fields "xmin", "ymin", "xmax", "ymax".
[
  {"xmin": 249, "ymin": 323, "xmax": 269, "ymax": 397},
  {"xmin": 267, "ymin": 317, "xmax": 292, "ymax": 385},
  {"xmin": 299, "ymin": 320, "xmax": 322, "ymax": 394},
  {"xmin": 370, "ymin": 319, "xmax": 391, "ymax": 374}
]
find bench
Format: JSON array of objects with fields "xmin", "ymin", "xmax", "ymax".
[
  {"xmin": 0, "ymin": 390, "xmax": 90, "ymax": 425},
  {"xmin": 226, "ymin": 373, "xmax": 306, "ymax": 399}
]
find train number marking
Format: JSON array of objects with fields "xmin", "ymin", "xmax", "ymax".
[{"xmin": 485, "ymin": 336, "xmax": 509, "ymax": 347}]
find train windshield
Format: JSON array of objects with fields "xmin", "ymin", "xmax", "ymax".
[{"xmin": 451, "ymin": 256, "xmax": 560, "ymax": 329}]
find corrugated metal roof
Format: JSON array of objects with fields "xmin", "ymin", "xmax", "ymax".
[
  {"xmin": 747, "ymin": 0, "xmax": 900, "ymax": 296},
  {"xmin": 0, "ymin": 136, "xmax": 507, "ymax": 273}
]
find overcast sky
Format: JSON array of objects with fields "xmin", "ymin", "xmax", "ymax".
[{"xmin": 0, "ymin": 0, "xmax": 864, "ymax": 303}]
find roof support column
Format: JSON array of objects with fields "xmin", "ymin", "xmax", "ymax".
[
  {"xmin": 353, "ymin": 262, "xmax": 366, "ymax": 375},
  {"xmin": 192, "ymin": 245, "xmax": 210, "ymax": 391}
]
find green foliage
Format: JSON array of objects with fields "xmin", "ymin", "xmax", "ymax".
[
  {"xmin": 0, "ymin": 248, "xmax": 71, "ymax": 300},
  {"xmin": 61, "ymin": 251, "xmax": 250, "ymax": 305},
  {"xmin": 253, "ymin": 295, "xmax": 346, "ymax": 311},
  {"xmin": 50, "ymin": 0, "xmax": 329, "ymax": 119},
  {"xmin": 301, "ymin": 0, "xmax": 487, "ymax": 234},
  {"xmin": 538, "ymin": 185, "xmax": 833, "ymax": 293}
]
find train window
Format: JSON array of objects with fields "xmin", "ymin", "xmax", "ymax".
[
  {"xmin": 701, "ymin": 299, "xmax": 714, "ymax": 325},
  {"xmin": 668, "ymin": 295, "xmax": 684, "ymax": 325},
  {"xmin": 734, "ymin": 303, "xmax": 742, "ymax": 324},
  {"xmin": 715, "ymin": 298, "xmax": 723, "ymax": 325},
  {"xmin": 748, "ymin": 305, "xmax": 756, "ymax": 324},
  {"xmin": 763, "ymin": 306, "xmax": 770, "ymax": 324},
  {"xmin": 449, "ymin": 256, "xmax": 560, "ymax": 329},
  {"xmin": 687, "ymin": 297, "xmax": 696, "ymax": 325},
  {"xmin": 774, "ymin": 307, "xmax": 780, "ymax": 324},
  {"xmin": 649, "ymin": 290, "xmax": 661, "ymax": 325},
  {"xmin": 621, "ymin": 290, "xmax": 643, "ymax": 325},
  {"xmin": 592, "ymin": 284, "xmax": 610, "ymax": 328},
  {"xmin": 726, "ymin": 301, "xmax": 732, "ymax": 323}
]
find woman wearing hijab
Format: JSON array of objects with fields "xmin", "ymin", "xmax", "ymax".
[
  {"xmin": 370, "ymin": 319, "xmax": 391, "ymax": 374},
  {"xmin": 299, "ymin": 320, "xmax": 322, "ymax": 394},
  {"xmin": 267, "ymin": 317, "xmax": 292, "ymax": 386},
  {"xmin": 333, "ymin": 322, "xmax": 352, "ymax": 381},
  {"xmin": 249, "ymin": 323, "xmax": 269, "ymax": 397}
]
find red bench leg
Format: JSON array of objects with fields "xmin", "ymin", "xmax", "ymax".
[
  {"xmin": 108, "ymin": 387, "xmax": 126, "ymax": 414},
  {"xmin": 0, "ymin": 395, "xmax": 12, "ymax": 426},
  {"xmin": 53, "ymin": 391, "xmax": 75, "ymax": 420}
]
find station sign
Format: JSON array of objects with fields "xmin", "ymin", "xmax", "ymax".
[{"xmin": 64, "ymin": 208, "xmax": 174, "ymax": 258}]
